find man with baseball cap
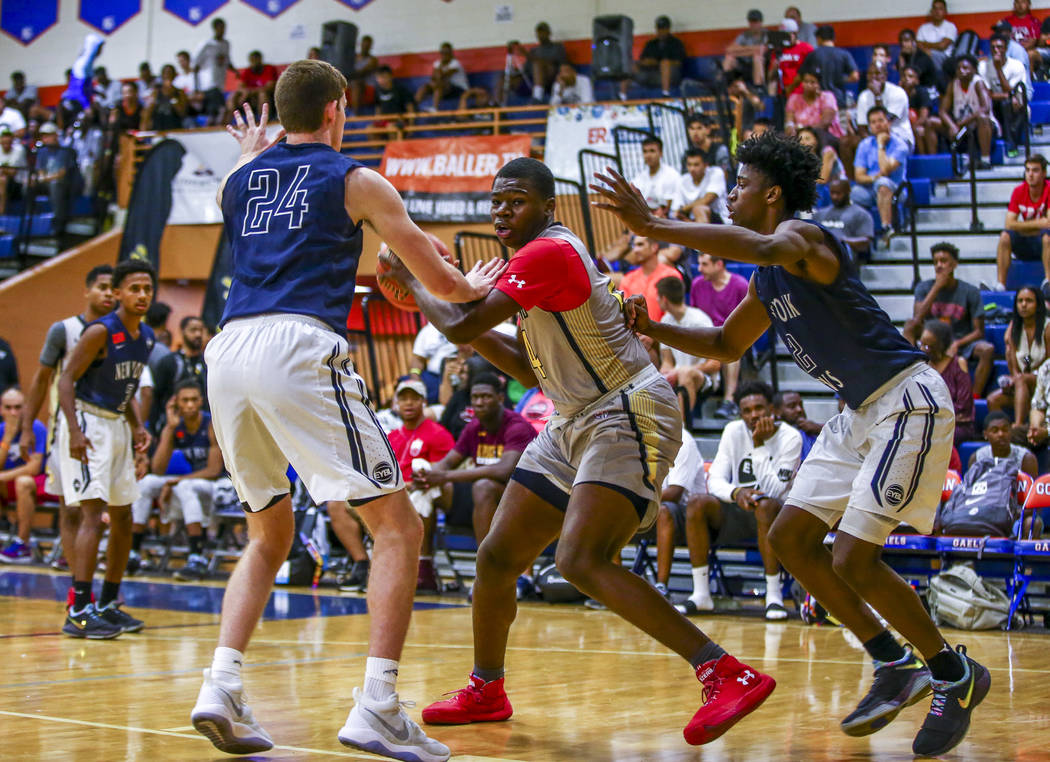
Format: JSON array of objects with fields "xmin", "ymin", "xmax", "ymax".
[{"xmin": 771, "ymin": 17, "xmax": 814, "ymax": 96}]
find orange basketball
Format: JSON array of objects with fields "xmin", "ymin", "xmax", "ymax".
[{"xmin": 376, "ymin": 232, "xmax": 454, "ymax": 312}]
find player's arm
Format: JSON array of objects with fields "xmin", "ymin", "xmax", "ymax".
[
  {"xmin": 150, "ymin": 402, "xmax": 177, "ymax": 475},
  {"xmin": 591, "ymin": 169, "xmax": 839, "ymax": 283},
  {"xmin": 123, "ymin": 399, "xmax": 150, "ymax": 454},
  {"xmin": 1022, "ymin": 450, "xmax": 1039, "ymax": 479},
  {"xmin": 629, "ymin": 278, "xmax": 771, "ymax": 363},
  {"xmin": 58, "ymin": 325, "xmax": 108, "ymax": 463},
  {"xmin": 19, "ymin": 364, "xmax": 54, "ymax": 459},
  {"xmin": 415, "ymin": 448, "xmax": 466, "ymax": 487},
  {"xmin": 216, "ymin": 102, "xmax": 286, "ymax": 206},
  {"xmin": 434, "ymin": 448, "xmax": 524, "ymax": 486},
  {"xmin": 349, "ymin": 169, "xmax": 504, "ymax": 303},
  {"xmin": 470, "ymin": 330, "xmax": 538, "ymax": 389}
]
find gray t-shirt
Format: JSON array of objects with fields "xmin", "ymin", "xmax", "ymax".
[
  {"xmin": 39, "ymin": 320, "xmax": 68, "ymax": 367},
  {"xmin": 913, "ymin": 278, "xmax": 982, "ymax": 343},
  {"xmin": 973, "ymin": 443, "xmax": 1029, "ymax": 473},
  {"xmin": 814, "ymin": 204, "xmax": 874, "ymax": 244}
]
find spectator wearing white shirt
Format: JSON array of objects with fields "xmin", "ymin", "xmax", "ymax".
[
  {"xmin": 0, "ymin": 128, "xmax": 26, "ymax": 214},
  {"xmin": 980, "ymin": 34, "xmax": 1028, "ymax": 156},
  {"xmin": 655, "ymin": 276, "xmax": 719, "ymax": 419},
  {"xmin": 414, "ymin": 42, "xmax": 470, "ymax": 111},
  {"xmin": 630, "ymin": 134, "xmax": 681, "ymax": 214},
  {"xmin": 917, "ymin": 0, "xmax": 958, "ymax": 72},
  {"xmin": 654, "ymin": 427, "xmax": 709, "ymax": 599},
  {"xmin": 0, "ymin": 94, "xmax": 27, "ymax": 138},
  {"xmin": 673, "ymin": 148, "xmax": 728, "ymax": 224},
  {"xmin": 675, "ymin": 381, "xmax": 801, "ymax": 620},
  {"xmin": 193, "ymin": 16, "xmax": 234, "ymax": 123},
  {"xmin": 549, "ymin": 63, "xmax": 593, "ymax": 105},
  {"xmin": 856, "ymin": 62, "xmax": 915, "ymax": 150}
]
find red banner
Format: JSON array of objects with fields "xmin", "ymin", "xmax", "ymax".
[{"xmin": 380, "ymin": 135, "xmax": 531, "ymax": 222}]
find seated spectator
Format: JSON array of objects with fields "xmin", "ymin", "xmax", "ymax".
[
  {"xmin": 971, "ymin": 410, "xmax": 1038, "ymax": 476},
  {"xmin": 856, "ymin": 63, "xmax": 915, "ymax": 150},
  {"xmin": 142, "ymin": 65, "xmax": 190, "ymax": 131},
  {"xmin": 690, "ymin": 253, "xmax": 749, "ymax": 419},
  {"xmin": 110, "ymin": 82, "xmax": 144, "ymax": 134},
  {"xmin": 228, "ymin": 50, "xmax": 277, "ymax": 119},
  {"xmin": 374, "ymin": 65, "xmax": 415, "ymax": 118},
  {"xmin": 685, "ymin": 113, "xmax": 731, "ymax": 175},
  {"xmin": 496, "ymin": 40, "xmax": 533, "ymax": 105},
  {"xmin": 851, "ymin": 106, "xmax": 910, "ymax": 246},
  {"xmin": 898, "ymin": 28, "xmax": 942, "ymax": 95},
  {"xmin": 917, "ymin": 0, "xmax": 958, "ymax": 72},
  {"xmin": 415, "ymin": 42, "xmax": 470, "ymax": 111},
  {"xmin": 723, "ymin": 9, "xmax": 768, "ymax": 89},
  {"xmin": 413, "ymin": 373, "xmax": 535, "ymax": 592},
  {"xmin": 411, "ymin": 321, "xmax": 457, "ymax": 404},
  {"xmin": 437, "ymin": 340, "xmax": 512, "ymax": 438},
  {"xmin": 0, "ymin": 128, "xmax": 26, "ymax": 215},
  {"xmin": 135, "ymin": 62, "xmax": 160, "ymax": 103},
  {"xmin": 773, "ymin": 390, "xmax": 822, "ymax": 462},
  {"xmin": 620, "ymin": 235, "xmax": 683, "ymax": 321},
  {"xmin": 1024, "ymin": 349, "xmax": 1050, "ymax": 467},
  {"xmin": 785, "ymin": 72, "xmax": 843, "ymax": 143},
  {"xmin": 815, "ymin": 178, "xmax": 874, "ymax": 257},
  {"xmin": 980, "ymin": 34, "xmax": 1028, "ymax": 158},
  {"xmin": 797, "ymin": 24, "xmax": 859, "ymax": 111},
  {"xmin": 673, "ymin": 148, "xmax": 728, "ymax": 223},
  {"xmin": 1003, "ymin": 0, "xmax": 1042, "ymax": 59},
  {"xmin": 727, "ymin": 74, "xmax": 764, "ymax": 146},
  {"xmin": 149, "ymin": 315, "xmax": 207, "ymax": 432},
  {"xmin": 0, "ymin": 388, "xmax": 49, "ymax": 564},
  {"xmin": 871, "ymin": 44, "xmax": 892, "ymax": 69},
  {"xmin": 907, "ymin": 242, "xmax": 995, "ymax": 395},
  {"xmin": 528, "ymin": 22, "xmax": 568, "ymax": 101},
  {"xmin": 622, "ymin": 15, "xmax": 685, "ymax": 98},
  {"xmin": 655, "ymin": 276, "xmax": 718, "ymax": 418},
  {"xmin": 675, "ymin": 381, "xmax": 801, "ymax": 619},
  {"xmin": 31, "ymin": 123, "xmax": 79, "ymax": 237},
  {"xmin": 770, "ymin": 18, "xmax": 813, "ymax": 96},
  {"xmin": 630, "ymin": 134, "xmax": 681, "ymax": 214},
  {"xmin": 901, "ymin": 64, "xmax": 938, "ymax": 155},
  {"xmin": 798, "ymin": 126, "xmax": 846, "ymax": 189},
  {"xmin": 919, "ymin": 319, "xmax": 977, "ymax": 444},
  {"xmin": 785, "ymin": 6, "xmax": 817, "ymax": 47},
  {"xmin": 91, "ymin": 66, "xmax": 123, "ymax": 120},
  {"xmin": 0, "ymin": 93, "xmax": 26, "ymax": 138},
  {"xmin": 173, "ymin": 50, "xmax": 200, "ymax": 103},
  {"xmin": 193, "ymin": 16, "xmax": 234, "ymax": 124},
  {"xmin": 7, "ymin": 71, "xmax": 50, "ymax": 123},
  {"xmin": 549, "ymin": 63, "xmax": 593, "ymax": 106},
  {"xmin": 349, "ymin": 34, "xmax": 378, "ymax": 114},
  {"xmin": 996, "ymin": 153, "xmax": 1050, "ymax": 290},
  {"xmin": 654, "ymin": 428, "xmax": 710, "ymax": 599},
  {"xmin": 988, "ymin": 285, "xmax": 1049, "ymax": 422},
  {"xmin": 935, "ymin": 53, "xmax": 997, "ymax": 169}
]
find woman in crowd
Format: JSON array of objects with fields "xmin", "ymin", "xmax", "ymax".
[
  {"xmin": 988, "ymin": 285, "xmax": 1049, "ymax": 425},
  {"xmin": 798, "ymin": 126, "xmax": 845, "ymax": 209},
  {"xmin": 785, "ymin": 72, "xmax": 843, "ymax": 141}
]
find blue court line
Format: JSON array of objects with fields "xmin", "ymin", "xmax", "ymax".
[{"xmin": 0, "ymin": 571, "xmax": 464, "ymax": 619}]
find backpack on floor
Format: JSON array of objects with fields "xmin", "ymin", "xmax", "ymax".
[
  {"xmin": 927, "ymin": 564, "xmax": 1018, "ymax": 630},
  {"xmin": 936, "ymin": 458, "xmax": 1019, "ymax": 537},
  {"xmin": 536, "ymin": 563, "xmax": 585, "ymax": 603}
]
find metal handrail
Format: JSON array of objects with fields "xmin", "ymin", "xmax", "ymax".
[
  {"xmin": 1010, "ymin": 80, "xmax": 1031, "ymax": 161},
  {"xmin": 553, "ymin": 176, "xmax": 597, "ymax": 256},
  {"xmin": 892, "ymin": 178, "xmax": 921, "ymax": 288},
  {"xmin": 950, "ymin": 127, "xmax": 983, "ymax": 232}
]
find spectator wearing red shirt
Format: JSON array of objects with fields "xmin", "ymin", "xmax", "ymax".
[
  {"xmin": 412, "ymin": 373, "xmax": 535, "ymax": 591},
  {"xmin": 920, "ymin": 320, "xmax": 975, "ymax": 444},
  {"xmin": 227, "ymin": 50, "xmax": 277, "ymax": 121},
  {"xmin": 689, "ymin": 252, "xmax": 749, "ymax": 418},
  {"xmin": 1003, "ymin": 0, "xmax": 1042, "ymax": 50},
  {"xmin": 996, "ymin": 153, "xmax": 1050, "ymax": 290},
  {"xmin": 619, "ymin": 235, "xmax": 683, "ymax": 321},
  {"xmin": 772, "ymin": 18, "xmax": 813, "ymax": 95}
]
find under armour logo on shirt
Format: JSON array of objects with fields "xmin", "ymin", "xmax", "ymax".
[{"xmin": 508, "ymin": 275, "xmax": 526, "ymax": 288}]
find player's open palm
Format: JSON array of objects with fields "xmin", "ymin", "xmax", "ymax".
[
  {"xmin": 227, "ymin": 102, "xmax": 285, "ymax": 164},
  {"xmin": 464, "ymin": 257, "xmax": 508, "ymax": 300},
  {"xmin": 589, "ymin": 167, "xmax": 656, "ymax": 235}
]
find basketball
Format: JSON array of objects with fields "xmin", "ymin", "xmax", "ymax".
[{"xmin": 375, "ymin": 232, "xmax": 454, "ymax": 312}]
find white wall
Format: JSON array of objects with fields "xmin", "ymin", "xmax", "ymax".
[{"xmin": 4, "ymin": 0, "xmax": 1050, "ymax": 87}]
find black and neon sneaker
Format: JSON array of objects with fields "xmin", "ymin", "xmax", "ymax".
[
  {"xmin": 841, "ymin": 646, "xmax": 932, "ymax": 736},
  {"xmin": 62, "ymin": 604, "xmax": 122, "ymax": 639},
  {"xmin": 98, "ymin": 602, "xmax": 145, "ymax": 633},
  {"xmin": 913, "ymin": 645, "xmax": 990, "ymax": 757}
]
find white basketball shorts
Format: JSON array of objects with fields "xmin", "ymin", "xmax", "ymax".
[{"xmin": 56, "ymin": 402, "xmax": 139, "ymax": 507}]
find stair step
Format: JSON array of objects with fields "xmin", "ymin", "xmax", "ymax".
[{"xmin": 860, "ymin": 262, "xmax": 998, "ymax": 290}]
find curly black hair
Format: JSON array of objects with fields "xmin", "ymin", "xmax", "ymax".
[{"xmin": 735, "ymin": 131, "xmax": 820, "ymax": 216}]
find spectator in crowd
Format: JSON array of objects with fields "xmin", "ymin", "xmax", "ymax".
[
  {"xmin": 131, "ymin": 380, "xmax": 225, "ymax": 581},
  {"xmin": 528, "ymin": 21, "xmax": 569, "ymax": 101},
  {"xmin": 785, "ymin": 71, "xmax": 843, "ymax": 139},
  {"xmin": 673, "ymin": 148, "xmax": 728, "ymax": 223},
  {"xmin": 727, "ymin": 73, "xmax": 765, "ymax": 144},
  {"xmin": 623, "ymin": 15, "xmax": 686, "ymax": 99},
  {"xmin": 630, "ymin": 135, "xmax": 681, "ymax": 214},
  {"xmin": 91, "ymin": 66, "xmax": 123, "ymax": 113},
  {"xmin": 871, "ymin": 44, "xmax": 892, "ymax": 69},
  {"xmin": 653, "ymin": 426, "xmax": 710, "ymax": 599},
  {"xmin": 135, "ymin": 62, "xmax": 160, "ymax": 103},
  {"xmin": 898, "ymin": 28, "xmax": 942, "ymax": 94},
  {"xmin": 496, "ymin": 40, "xmax": 533, "ymax": 106},
  {"xmin": 0, "ymin": 388, "xmax": 48, "ymax": 564},
  {"xmin": 851, "ymin": 106, "xmax": 910, "ymax": 246},
  {"xmin": 937, "ymin": 53, "xmax": 997, "ymax": 168},
  {"xmin": 110, "ymin": 82, "xmax": 144, "ymax": 134},
  {"xmin": 145, "ymin": 301, "xmax": 173, "ymax": 367},
  {"xmin": 150, "ymin": 315, "xmax": 207, "ymax": 432},
  {"xmin": 0, "ymin": 93, "xmax": 27, "ymax": 138},
  {"xmin": 969, "ymin": 410, "xmax": 1038, "ymax": 476},
  {"xmin": 655, "ymin": 276, "xmax": 718, "ymax": 419},
  {"xmin": 413, "ymin": 373, "xmax": 535, "ymax": 592},
  {"xmin": 980, "ymin": 34, "xmax": 1028, "ymax": 157},
  {"xmin": 619, "ymin": 235, "xmax": 683, "ymax": 321},
  {"xmin": 996, "ymin": 153, "xmax": 1050, "ymax": 290},
  {"xmin": 856, "ymin": 62, "xmax": 915, "ymax": 150},
  {"xmin": 770, "ymin": 18, "xmax": 814, "ymax": 96},
  {"xmin": 773, "ymin": 390, "xmax": 822, "ymax": 462},
  {"xmin": 901, "ymin": 64, "xmax": 938, "ymax": 155},
  {"xmin": 7, "ymin": 71, "xmax": 49, "ymax": 123},
  {"xmin": 193, "ymin": 16, "xmax": 235, "ymax": 124},
  {"xmin": 549, "ymin": 63, "xmax": 593, "ymax": 106},
  {"xmin": 330, "ymin": 502, "xmax": 372, "ymax": 593},
  {"xmin": 991, "ymin": 19, "xmax": 1036, "ymax": 90},
  {"xmin": 906, "ymin": 241, "xmax": 995, "ymax": 396},
  {"xmin": 919, "ymin": 319, "xmax": 976, "ymax": 444},
  {"xmin": 988, "ymin": 285, "xmax": 1049, "ymax": 423},
  {"xmin": 685, "ymin": 113, "xmax": 731, "ymax": 175},
  {"xmin": 228, "ymin": 50, "xmax": 277, "ymax": 120},
  {"xmin": 797, "ymin": 24, "xmax": 859, "ymax": 110},
  {"xmin": 143, "ymin": 65, "xmax": 190, "ymax": 131},
  {"xmin": 349, "ymin": 34, "xmax": 378, "ymax": 114},
  {"xmin": 0, "ymin": 337, "xmax": 16, "ymax": 389},
  {"xmin": 0, "ymin": 128, "xmax": 26, "ymax": 215},
  {"xmin": 798, "ymin": 126, "xmax": 846, "ymax": 189},
  {"xmin": 373, "ymin": 64, "xmax": 415, "ymax": 118},
  {"xmin": 815, "ymin": 178, "xmax": 874, "ymax": 257},
  {"xmin": 724, "ymin": 9, "xmax": 768, "ymax": 89},
  {"xmin": 172, "ymin": 50, "xmax": 205, "ymax": 119},
  {"xmin": 411, "ymin": 321, "xmax": 458, "ymax": 404},
  {"xmin": 677, "ymin": 381, "xmax": 801, "ymax": 619},
  {"xmin": 785, "ymin": 6, "xmax": 817, "ymax": 47},
  {"xmin": 1003, "ymin": 0, "xmax": 1042, "ymax": 53},
  {"xmin": 917, "ymin": 0, "xmax": 958, "ymax": 72},
  {"xmin": 32, "ymin": 123, "xmax": 78, "ymax": 238},
  {"xmin": 689, "ymin": 253, "xmax": 748, "ymax": 419},
  {"xmin": 415, "ymin": 42, "xmax": 470, "ymax": 111}
]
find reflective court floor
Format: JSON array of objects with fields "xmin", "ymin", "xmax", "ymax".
[{"xmin": 0, "ymin": 568, "xmax": 1046, "ymax": 761}]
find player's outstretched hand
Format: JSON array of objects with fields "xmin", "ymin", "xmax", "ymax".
[
  {"xmin": 624, "ymin": 294, "xmax": 652, "ymax": 334},
  {"xmin": 227, "ymin": 102, "xmax": 285, "ymax": 163},
  {"xmin": 464, "ymin": 257, "xmax": 508, "ymax": 301},
  {"xmin": 589, "ymin": 167, "xmax": 656, "ymax": 235}
]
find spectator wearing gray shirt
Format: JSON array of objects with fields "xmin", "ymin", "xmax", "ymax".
[
  {"xmin": 814, "ymin": 179, "xmax": 874, "ymax": 257},
  {"xmin": 528, "ymin": 22, "xmax": 569, "ymax": 100},
  {"xmin": 785, "ymin": 7, "xmax": 817, "ymax": 47},
  {"xmin": 723, "ymin": 9, "xmax": 768, "ymax": 88}
]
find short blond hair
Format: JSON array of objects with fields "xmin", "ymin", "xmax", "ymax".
[{"xmin": 274, "ymin": 60, "xmax": 347, "ymax": 133}]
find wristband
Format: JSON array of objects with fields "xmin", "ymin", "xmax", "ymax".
[{"xmin": 409, "ymin": 367, "xmax": 422, "ymax": 376}]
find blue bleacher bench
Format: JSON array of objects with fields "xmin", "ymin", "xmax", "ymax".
[
  {"xmin": 906, "ymin": 154, "xmax": 953, "ymax": 182},
  {"xmin": 1006, "ymin": 260, "xmax": 1044, "ymax": 291}
]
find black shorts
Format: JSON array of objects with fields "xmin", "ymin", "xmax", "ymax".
[
  {"xmin": 1008, "ymin": 229, "xmax": 1049, "ymax": 262},
  {"xmin": 713, "ymin": 500, "xmax": 759, "ymax": 547},
  {"xmin": 634, "ymin": 65, "xmax": 682, "ymax": 89}
]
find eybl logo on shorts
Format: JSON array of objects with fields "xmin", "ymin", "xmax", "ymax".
[
  {"xmin": 884, "ymin": 483, "xmax": 904, "ymax": 507},
  {"xmin": 372, "ymin": 462, "xmax": 395, "ymax": 484}
]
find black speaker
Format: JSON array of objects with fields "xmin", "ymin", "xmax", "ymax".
[
  {"xmin": 592, "ymin": 15, "xmax": 633, "ymax": 80},
  {"xmin": 320, "ymin": 21, "xmax": 358, "ymax": 79}
]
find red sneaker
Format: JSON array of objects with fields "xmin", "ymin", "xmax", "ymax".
[
  {"xmin": 421, "ymin": 674, "xmax": 513, "ymax": 725},
  {"xmin": 416, "ymin": 558, "xmax": 440, "ymax": 593},
  {"xmin": 684, "ymin": 654, "xmax": 776, "ymax": 745}
]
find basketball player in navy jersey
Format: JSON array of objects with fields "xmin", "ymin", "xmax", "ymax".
[
  {"xmin": 592, "ymin": 132, "xmax": 989, "ymax": 757},
  {"xmin": 56, "ymin": 260, "xmax": 155, "ymax": 640},
  {"xmin": 380, "ymin": 157, "xmax": 776, "ymax": 748},
  {"xmin": 189, "ymin": 60, "xmax": 502, "ymax": 761}
]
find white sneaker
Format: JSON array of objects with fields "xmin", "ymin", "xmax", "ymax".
[
  {"xmin": 338, "ymin": 687, "xmax": 450, "ymax": 762},
  {"xmin": 191, "ymin": 669, "xmax": 274, "ymax": 755}
]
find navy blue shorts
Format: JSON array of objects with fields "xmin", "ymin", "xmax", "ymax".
[{"xmin": 1008, "ymin": 229, "xmax": 1049, "ymax": 262}]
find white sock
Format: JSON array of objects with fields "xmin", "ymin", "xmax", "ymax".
[
  {"xmin": 689, "ymin": 565, "xmax": 710, "ymax": 603},
  {"xmin": 363, "ymin": 656, "xmax": 399, "ymax": 701},
  {"xmin": 765, "ymin": 574, "xmax": 783, "ymax": 606},
  {"xmin": 211, "ymin": 646, "xmax": 243, "ymax": 690},
  {"xmin": 532, "ymin": 85, "xmax": 544, "ymax": 101}
]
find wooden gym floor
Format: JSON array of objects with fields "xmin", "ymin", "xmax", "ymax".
[{"xmin": 0, "ymin": 567, "xmax": 1045, "ymax": 761}]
